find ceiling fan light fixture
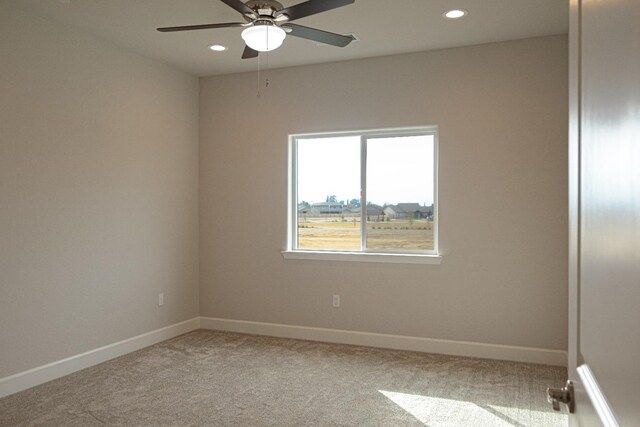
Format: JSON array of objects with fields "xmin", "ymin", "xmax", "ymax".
[{"xmin": 241, "ymin": 24, "xmax": 286, "ymax": 52}]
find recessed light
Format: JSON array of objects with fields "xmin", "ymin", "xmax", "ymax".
[
  {"xmin": 208, "ymin": 44, "xmax": 227, "ymax": 52},
  {"xmin": 443, "ymin": 9, "xmax": 467, "ymax": 19}
]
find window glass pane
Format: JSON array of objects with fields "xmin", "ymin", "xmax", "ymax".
[
  {"xmin": 297, "ymin": 136, "xmax": 361, "ymax": 251},
  {"xmin": 366, "ymin": 135, "xmax": 435, "ymax": 251}
]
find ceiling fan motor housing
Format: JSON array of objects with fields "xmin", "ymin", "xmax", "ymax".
[{"xmin": 244, "ymin": 0, "xmax": 284, "ymax": 19}]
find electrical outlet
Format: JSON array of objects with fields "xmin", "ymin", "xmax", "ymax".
[
  {"xmin": 332, "ymin": 294, "xmax": 340, "ymax": 308},
  {"xmin": 158, "ymin": 293, "xmax": 164, "ymax": 307}
]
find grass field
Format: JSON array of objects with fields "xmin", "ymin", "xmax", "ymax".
[{"xmin": 298, "ymin": 219, "xmax": 434, "ymax": 250}]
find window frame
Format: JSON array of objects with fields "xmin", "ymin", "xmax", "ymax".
[{"xmin": 285, "ymin": 126, "xmax": 441, "ymax": 264}]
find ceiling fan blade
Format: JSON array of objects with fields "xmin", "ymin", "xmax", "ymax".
[
  {"xmin": 242, "ymin": 45, "xmax": 259, "ymax": 59},
  {"xmin": 219, "ymin": 0, "xmax": 258, "ymax": 18},
  {"xmin": 284, "ymin": 24, "xmax": 354, "ymax": 47},
  {"xmin": 275, "ymin": 0, "xmax": 354, "ymax": 21},
  {"xmin": 157, "ymin": 22, "xmax": 247, "ymax": 32}
]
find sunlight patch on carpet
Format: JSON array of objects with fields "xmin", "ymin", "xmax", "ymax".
[{"xmin": 378, "ymin": 390, "xmax": 567, "ymax": 427}]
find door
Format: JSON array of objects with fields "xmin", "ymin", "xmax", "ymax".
[{"xmin": 568, "ymin": 0, "xmax": 640, "ymax": 425}]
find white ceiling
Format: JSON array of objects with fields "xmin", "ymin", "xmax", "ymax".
[{"xmin": 13, "ymin": 0, "xmax": 568, "ymax": 77}]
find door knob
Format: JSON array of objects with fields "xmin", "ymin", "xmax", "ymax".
[{"xmin": 547, "ymin": 380, "xmax": 575, "ymax": 413}]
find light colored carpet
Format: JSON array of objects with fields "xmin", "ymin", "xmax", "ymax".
[{"xmin": 0, "ymin": 330, "xmax": 567, "ymax": 426}]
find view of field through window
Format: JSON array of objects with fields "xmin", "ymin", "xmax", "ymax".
[{"xmin": 296, "ymin": 133, "xmax": 435, "ymax": 252}]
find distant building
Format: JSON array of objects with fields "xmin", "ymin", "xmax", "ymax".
[
  {"xmin": 310, "ymin": 202, "xmax": 343, "ymax": 215},
  {"xmin": 384, "ymin": 203, "xmax": 433, "ymax": 219},
  {"xmin": 306, "ymin": 201, "xmax": 434, "ymax": 218},
  {"xmin": 364, "ymin": 203, "xmax": 384, "ymax": 216},
  {"xmin": 298, "ymin": 202, "xmax": 310, "ymax": 214},
  {"xmin": 341, "ymin": 205, "xmax": 359, "ymax": 215},
  {"xmin": 342, "ymin": 203, "xmax": 383, "ymax": 215}
]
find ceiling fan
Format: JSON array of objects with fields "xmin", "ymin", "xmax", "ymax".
[{"xmin": 157, "ymin": 0, "xmax": 355, "ymax": 59}]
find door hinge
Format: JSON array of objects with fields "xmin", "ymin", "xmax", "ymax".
[{"xmin": 547, "ymin": 380, "xmax": 575, "ymax": 413}]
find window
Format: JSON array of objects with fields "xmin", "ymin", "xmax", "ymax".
[{"xmin": 286, "ymin": 127, "xmax": 439, "ymax": 263}]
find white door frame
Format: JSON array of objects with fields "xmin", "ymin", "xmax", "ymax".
[{"xmin": 568, "ymin": 0, "xmax": 625, "ymax": 425}]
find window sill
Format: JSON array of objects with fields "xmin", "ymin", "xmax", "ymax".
[{"xmin": 281, "ymin": 250, "xmax": 442, "ymax": 265}]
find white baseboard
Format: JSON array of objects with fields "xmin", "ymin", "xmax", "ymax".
[
  {"xmin": 0, "ymin": 317, "xmax": 200, "ymax": 399},
  {"xmin": 200, "ymin": 317, "xmax": 567, "ymax": 367},
  {"xmin": 1, "ymin": 316, "xmax": 566, "ymax": 399}
]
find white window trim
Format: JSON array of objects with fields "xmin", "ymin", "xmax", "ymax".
[
  {"xmin": 281, "ymin": 250, "xmax": 442, "ymax": 265},
  {"xmin": 286, "ymin": 126, "xmax": 440, "ymax": 263}
]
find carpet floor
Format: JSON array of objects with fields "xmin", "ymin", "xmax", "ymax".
[{"xmin": 0, "ymin": 330, "xmax": 567, "ymax": 426}]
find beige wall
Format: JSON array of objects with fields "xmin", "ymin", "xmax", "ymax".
[
  {"xmin": 0, "ymin": 4, "xmax": 199, "ymax": 377},
  {"xmin": 199, "ymin": 36, "xmax": 568, "ymax": 351},
  {"xmin": 0, "ymin": 4, "xmax": 567, "ymax": 380}
]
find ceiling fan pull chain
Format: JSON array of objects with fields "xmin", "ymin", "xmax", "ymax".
[
  {"xmin": 257, "ymin": 52, "xmax": 261, "ymax": 98},
  {"xmin": 265, "ymin": 50, "xmax": 269, "ymax": 88}
]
